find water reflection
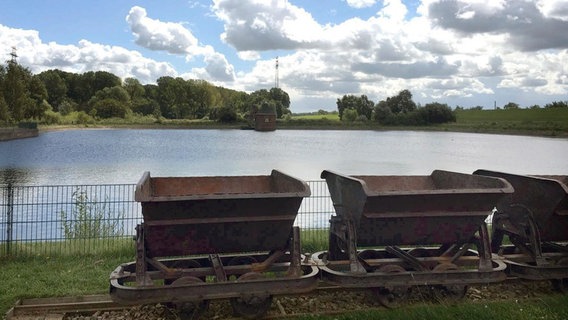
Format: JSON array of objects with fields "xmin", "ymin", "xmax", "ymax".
[{"xmin": 0, "ymin": 168, "xmax": 31, "ymax": 186}]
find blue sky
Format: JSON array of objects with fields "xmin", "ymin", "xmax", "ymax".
[{"xmin": 1, "ymin": 0, "xmax": 567, "ymax": 113}]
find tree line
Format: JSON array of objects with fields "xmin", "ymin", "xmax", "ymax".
[
  {"xmin": 337, "ymin": 89, "xmax": 568, "ymax": 126},
  {"xmin": 0, "ymin": 60, "xmax": 291, "ymax": 125},
  {"xmin": 336, "ymin": 89, "xmax": 457, "ymax": 125}
]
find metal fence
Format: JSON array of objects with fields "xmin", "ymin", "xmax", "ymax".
[{"xmin": 0, "ymin": 181, "xmax": 333, "ymax": 257}]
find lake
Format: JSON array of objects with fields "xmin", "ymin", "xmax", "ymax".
[{"xmin": 1, "ymin": 129, "xmax": 567, "ymax": 185}]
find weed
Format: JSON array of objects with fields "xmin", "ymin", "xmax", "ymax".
[{"xmin": 60, "ymin": 189, "xmax": 124, "ymax": 239}]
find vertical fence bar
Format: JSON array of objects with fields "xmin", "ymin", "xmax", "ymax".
[{"xmin": 6, "ymin": 183, "xmax": 14, "ymax": 255}]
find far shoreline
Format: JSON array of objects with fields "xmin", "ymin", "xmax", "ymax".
[{"xmin": 31, "ymin": 122, "xmax": 568, "ymax": 139}]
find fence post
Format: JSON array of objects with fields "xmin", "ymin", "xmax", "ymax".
[{"xmin": 2, "ymin": 183, "xmax": 14, "ymax": 256}]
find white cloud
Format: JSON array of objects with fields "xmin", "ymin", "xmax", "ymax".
[
  {"xmin": 537, "ymin": 0, "xmax": 568, "ymax": 21},
  {"xmin": 126, "ymin": 6, "xmax": 199, "ymax": 56},
  {"xmin": 423, "ymin": 0, "xmax": 568, "ymax": 51},
  {"xmin": 126, "ymin": 6, "xmax": 237, "ymax": 82},
  {"xmin": 379, "ymin": 0, "xmax": 408, "ymax": 21},
  {"xmin": 213, "ymin": 0, "xmax": 325, "ymax": 51},
  {"xmin": 344, "ymin": 0, "xmax": 378, "ymax": 9},
  {"xmin": 0, "ymin": 24, "xmax": 176, "ymax": 84}
]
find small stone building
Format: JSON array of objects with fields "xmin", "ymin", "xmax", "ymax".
[{"xmin": 254, "ymin": 113, "xmax": 276, "ymax": 131}]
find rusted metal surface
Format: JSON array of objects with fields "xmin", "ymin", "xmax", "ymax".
[
  {"xmin": 317, "ymin": 170, "xmax": 512, "ymax": 290},
  {"xmin": 474, "ymin": 170, "xmax": 568, "ymax": 280},
  {"xmin": 110, "ymin": 252, "xmax": 319, "ymax": 305},
  {"xmin": 135, "ymin": 170, "xmax": 309, "ymax": 256},
  {"xmin": 111, "ymin": 170, "xmax": 317, "ymax": 317},
  {"xmin": 322, "ymin": 170, "xmax": 513, "ymax": 247},
  {"xmin": 313, "ymin": 249, "xmax": 507, "ymax": 288}
]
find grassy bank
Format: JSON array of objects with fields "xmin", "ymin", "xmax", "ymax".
[
  {"xmin": 280, "ymin": 108, "xmax": 568, "ymax": 137},
  {"xmin": 0, "ymin": 254, "xmax": 133, "ymax": 315},
  {"xmin": 445, "ymin": 108, "xmax": 568, "ymax": 136}
]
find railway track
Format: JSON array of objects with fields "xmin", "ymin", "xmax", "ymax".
[
  {"xmin": 5, "ymin": 295, "xmax": 124, "ymax": 320},
  {"xmin": 5, "ymin": 279, "xmax": 557, "ymax": 320}
]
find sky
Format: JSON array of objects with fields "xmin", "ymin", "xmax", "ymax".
[{"xmin": 0, "ymin": 0, "xmax": 567, "ymax": 113}]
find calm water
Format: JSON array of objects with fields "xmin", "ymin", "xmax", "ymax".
[{"xmin": 1, "ymin": 129, "xmax": 567, "ymax": 185}]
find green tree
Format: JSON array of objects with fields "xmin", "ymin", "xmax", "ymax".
[
  {"xmin": 544, "ymin": 101, "xmax": 568, "ymax": 108},
  {"xmin": 385, "ymin": 89, "xmax": 416, "ymax": 114},
  {"xmin": 37, "ymin": 70, "xmax": 68, "ymax": 109},
  {"xmin": 156, "ymin": 76, "xmax": 185, "ymax": 119},
  {"xmin": 3, "ymin": 61, "xmax": 29, "ymax": 122},
  {"xmin": 210, "ymin": 105, "xmax": 238, "ymax": 123},
  {"xmin": 88, "ymin": 86, "xmax": 130, "ymax": 118},
  {"xmin": 336, "ymin": 94, "xmax": 374, "ymax": 120},
  {"xmin": 269, "ymin": 87, "xmax": 291, "ymax": 118},
  {"xmin": 0, "ymin": 65, "xmax": 8, "ymax": 122},
  {"xmin": 1, "ymin": 61, "xmax": 48, "ymax": 123},
  {"xmin": 372, "ymin": 100, "xmax": 392, "ymax": 123},
  {"xmin": 26, "ymin": 76, "xmax": 49, "ymax": 119},
  {"xmin": 123, "ymin": 77, "xmax": 145, "ymax": 102},
  {"xmin": 419, "ymin": 102, "xmax": 456, "ymax": 124},
  {"xmin": 92, "ymin": 98, "xmax": 128, "ymax": 118},
  {"xmin": 503, "ymin": 102, "xmax": 519, "ymax": 110}
]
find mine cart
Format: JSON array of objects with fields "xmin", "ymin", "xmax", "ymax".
[
  {"xmin": 313, "ymin": 170, "xmax": 513, "ymax": 307},
  {"xmin": 110, "ymin": 170, "xmax": 317, "ymax": 319},
  {"xmin": 474, "ymin": 170, "xmax": 568, "ymax": 291}
]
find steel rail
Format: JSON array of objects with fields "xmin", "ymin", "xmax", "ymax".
[{"xmin": 6, "ymin": 294, "xmax": 124, "ymax": 319}]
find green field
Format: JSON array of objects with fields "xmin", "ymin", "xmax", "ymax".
[
  {"xmin": 447, "ymin": 108, "xmax": 568, "ymax": 135},
  {"xmin": 286, "ymin": 108, "xmax": 568, "ymax": 136}
]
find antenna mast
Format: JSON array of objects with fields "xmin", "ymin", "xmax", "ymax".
[
  {"xmin": 9, "ymin": 46, "xmax": 18, "ymax": 63},
  {"xmin": 275, "ymin": 56, "xmax": 279, "ymax": 88}
]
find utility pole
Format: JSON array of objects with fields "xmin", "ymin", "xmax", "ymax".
[
  {"xmin": 275, "ymin": 56, "xmax": 279, "ymax": 89},
  {"xmin": 9, "ymin": 46, "xmax": 18, "ymax": 64}
]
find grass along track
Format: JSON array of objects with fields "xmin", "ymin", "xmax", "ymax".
[{"xmin": 5, "ymin": 279, "xmax": 568, "ymax": 320}]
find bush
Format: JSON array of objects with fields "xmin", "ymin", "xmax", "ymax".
[
  {"xmin": 420, "ymin": 103, "xmax": 456, "ymax": 124},
  {"xmin": 41, "ymin": 110, "xmax": 62, "ymax": 125},
  {"xmin": 73, "ymin": 111, "xmax": 95, "ymax": 125},
  {"xmin": 342, "ymin": 108, "xmax": 358, "ymax": 121},
  {"xmin": 92, "ymin": 98, "xmax": 128, "ymax": 118},
  {"xmin": 60, "ymin": 189, "xmax": 124, "ymax": 239},
  {"xmin": 373, "ymin": 104, "xmax": 392, "ymax": 122},
  {"xmin": 209, "ymin": 105, "xmax": 238, "ymax": 123}
]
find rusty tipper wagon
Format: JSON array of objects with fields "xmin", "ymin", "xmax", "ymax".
[
  {"xmin": 110, "ymin": 170, "xmax": 317, "ymax": 319},
  {"xmin": 313, "ymin": 170, "xmax": 513, "ymax": 307},
  {"xmin": 473, "ymin": 170, "xmax": 568, "ymax": 291}
]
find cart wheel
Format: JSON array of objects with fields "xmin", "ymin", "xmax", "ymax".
[
  {"xmin": 230, "ymin": 272, "xmax": 273, "ymax": 319},
  {"xmin": 164, "ymin": 259, "xmax": 202, "ymax": 285},
  {"xmin": 169, "ymin": 276, "xmax": 209, "ymax": 319},
  {"xmin": 431, "ymin": 263, "xmax": 468, "ymax": 302},
  {"xmin": 373, "ymin": 264, "xmax": 409, "ymax": 308}
]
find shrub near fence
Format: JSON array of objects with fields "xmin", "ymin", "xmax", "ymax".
[{"xmin": 0, "ymin": 181, "xmax": 333, "ymax": 257}]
